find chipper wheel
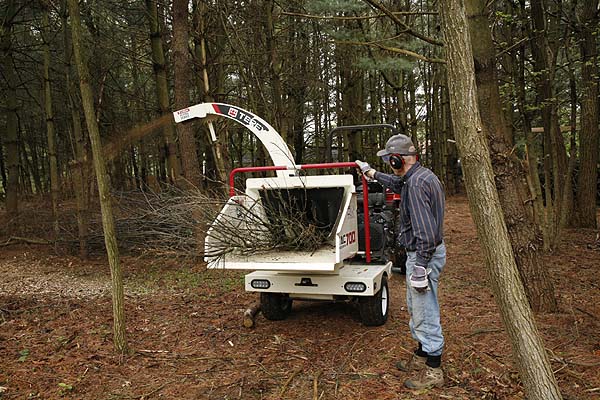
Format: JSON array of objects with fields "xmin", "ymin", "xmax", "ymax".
[
  {"xmin": 358, "ymin": 275, "xmax": 389, "ymax": 326},
  {"xmin": 260, "ymin": 293, "xmax": 293, "ymax": 321}
]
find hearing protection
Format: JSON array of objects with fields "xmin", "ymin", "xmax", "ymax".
[
  {"xmin": 389, "ymin": 153, "xmax": 419, "ymax": 169},
  {"xmin": 389, "ymin": 154, "xmax": 404, "ymax": 169}
]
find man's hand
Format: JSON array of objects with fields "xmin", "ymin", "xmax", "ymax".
[
  {"xmin": 355, "ymin": 160, "xmax": 375, "ymax": 179},
  {"xmin": 410, "ymin": 265, "xmax": 429, "ymax": 293}
]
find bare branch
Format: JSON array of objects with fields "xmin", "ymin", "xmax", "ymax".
[
  {"xmin": 362, "ymin": 0, "xmax": 443, "ymax": 46},
  {"xmin": 281, "ymin": 10, "xmax": 438, "ymax": 21},
  {"xmin": 335, "ymin": 40, "xmax": 446, "ymax": 63}
]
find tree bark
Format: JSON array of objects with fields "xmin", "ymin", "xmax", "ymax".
[
  {"xmin": 0, "ymin": 135, "xmax": 6, "ymax": 192},
  {"xmin": 560, "ymin": 60, "xmax": 578, "ymax": 231},
  {"xmin": 264, "ymin": 0, "xmax": 288, "ymax": 147},
  {"xmin": 61, "ymin": 0, "xmax": 89, "ymax": 258},
  {"xmin": 336, "ymin": 32, "xmax": 363, "ymax": 161},
  {"xmin": 439, "ymin": 1, "xmax": 562, "ymax": 399},
  {"xmin": 575, "ymin": 0, "xmax": 599, "ymax": 228},
  {"xmin": 68, "ymin": 0, "xmax": 128, "ymax": 353},
  {"xmin": 408, "ymin": 70, "xmax": 418, "ymax": 149},
  {"xmin": 1, "ymin": 0, "xmax": 20, "ymax": 217},
  {"xmin": 42, "ymin": 6, "xmax": 60, "ymax": 237},
  {"xmin": 465, "ymin": 0, "xmax": 557, "ymax": 312},
  {"xmin": 287, "ymin": 13, "xmax": 308, "ymax": 164},
  {"xmin": 172, "ymin": 0, "xmax": 202, "ymax": 186},
  {"xmin": 512, "ymin": 21, "xmax": 549, "ymax": 249},
  {"xmin": 243, "ymin": 303, "xmax": 261, "ymax": 328},
  {"xmin": 193, "ymin": 0, "xmax": 227, "ymax": 186},
  {"xmin": 145, "ymin": 0, "xmax": 181, "ymax": 183},
  {"xmin": 528, "ymin": 0, "xmax": 569, "ymax": 247}
]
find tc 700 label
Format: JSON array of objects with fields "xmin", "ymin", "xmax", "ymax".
[{"xmin": 339, "ymin": 230, "xmax": 356, "ymax": 248}]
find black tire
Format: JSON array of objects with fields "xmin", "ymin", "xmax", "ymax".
[
  {"xmin": 260, "ymin": 293, "xmax": 293, "ymax": 321},
  {"xmin": 358, "ymin": 275, "xmax": 389, "ymax": 326}
]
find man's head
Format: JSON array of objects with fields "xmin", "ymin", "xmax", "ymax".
[{"xmin": 376, "ymin": 134, "xmax": 418, "ymax": 175}]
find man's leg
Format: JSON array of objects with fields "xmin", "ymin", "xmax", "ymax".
[
  {"xmin": 405, "ymin": 244, "xmax": 445, "ymax": 357},
  {"xmin": 403, "ymin": 244, "xmax": 446, "ymax": 388}
]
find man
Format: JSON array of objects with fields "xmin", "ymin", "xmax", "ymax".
[{"xmin": 356, "ymin": 133, "xmax": 446, "ymax": 390}]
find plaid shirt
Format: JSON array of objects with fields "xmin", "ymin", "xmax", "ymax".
[{"xmin": 374, "ymin": 162, "xmax": 445, "ymax": 265}]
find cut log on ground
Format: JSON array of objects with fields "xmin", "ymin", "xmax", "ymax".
[{"xmin": 243, "ymin": 303, "xmax": 261, "ymax": 328}]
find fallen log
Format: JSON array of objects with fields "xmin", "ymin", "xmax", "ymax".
[
  {"xmin": 1, "ymin": 236, "xmax": 52, "ymax": 247},
  {"xmin": 243, "ymin": 303, "xmax": 261, "ymax": 328}
]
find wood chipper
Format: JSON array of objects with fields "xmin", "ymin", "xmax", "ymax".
[{"xmin": 173, "ymin": 103, "xmax": 392, "ymax": 326}]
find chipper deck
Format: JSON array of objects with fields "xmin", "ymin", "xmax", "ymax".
[{"xmin": 173, "ymin": 103, "xmax": 392, "ymax": 326}]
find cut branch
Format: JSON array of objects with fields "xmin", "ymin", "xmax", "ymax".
[{"xmin": 243, "ymin": 303, "xmax": 261, "ymax": 328}]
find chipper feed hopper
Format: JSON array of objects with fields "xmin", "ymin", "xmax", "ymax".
[{"xmin": 173, "ymin": 103, "xmax": 391, "ymax": 326}]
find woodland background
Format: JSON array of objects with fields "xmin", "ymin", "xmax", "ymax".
[
  {"xmin": 1, "ymin": 0, "xmax": 598, "ymax": 240},
  {"xmin": 0, "ymin": 0, "xmax": 599, "ymax": 399}
]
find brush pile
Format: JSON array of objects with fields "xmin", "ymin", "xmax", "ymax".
[
  {"xmin": 203, "ymin": 190, "xmax": 331, "ymax": 260},
  {"xmin": 92, "ymin": 185, "xmax": 331, "ymax": 259},
  {"xmin": 0, "ymin": 185, "xmax": 333, "ymax": 260}
]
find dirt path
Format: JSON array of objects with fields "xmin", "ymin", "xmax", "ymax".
[
  {"xmin": 0, "ymin": 253, "xmax": 111, "ymax": 299},
  {"xmin": 1, "ymin": 195, "xmax": 599, "ymax": 399}
]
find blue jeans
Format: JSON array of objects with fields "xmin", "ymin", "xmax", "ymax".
[{"xmin": 405, "ymin": 243, "xmax": 446, "ymax": 356}]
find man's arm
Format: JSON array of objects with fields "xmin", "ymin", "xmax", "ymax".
[{"xmin": 373, "ymin": 171, "xmax": 405, "ymax": 193}]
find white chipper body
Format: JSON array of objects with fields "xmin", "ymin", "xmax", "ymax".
[{"xmin": 173, "ymin": 103, "xmax": 391, "ymax": 326}]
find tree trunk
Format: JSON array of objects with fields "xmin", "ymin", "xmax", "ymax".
[
  {"xmin": 439, "ymin": 2, "xmax": 562, "ymax": 399},
  {"xmin": 408, "ymin": 70, "xmax": 418, "ymax": 148},
  {"xmin": 172, "ymin": 0, "xmax": 201, "ymax": 186},
  {"xmin": 575, "ymin": 0, "xmax": 599, "ymax": 228},
  {"xmin": 1, "ymin": 0, "xmax": 20, "ymax": 217},
  {"xmin": 42, "ymin": 6, "xmax": 60, "ymax": 237},
  {"xmin": 465, "ymin": 0, "xmax": 557, "ymax": 312},
  {"xmin": 62, "ymin": 0, "xmax": 90, "ymax": 258},
  {"xmin": 24, "ymin": 132, "xmax": 43, "ymax": 195},
  {"xmin": 68, "ymin": 0, "xmax": 127, "ymax": 353},
  {"xmin": 0, "ymin": 135, "xmax": 6, "ymax": 192},
  {"xmin": 529, "ymin": 0, "xmax": 568, "ymax": 247},
  {"xmin": 513, "ymin": 25, "xmax": 549, "ymax": 249},
  {"xmin": 560, "ymin": 65, "xmax": 578, "ymax": 231},
  {"xmin": 287, "ymin": 14, "xmax": 308, "ymax": 164},
  {"xmin": 337, "ymin": 38, "xmax": 363, "ymax": 161},
  {"xmin": 145, "ymin": 0, "xmax": 181, "ymax": 184},
  {"xmin": 264, "ymin": 0, "xmax": 287, "ymax": 146},
  {"xmin": 193, "ymin": 0, "xmax": 227, "ymax": 186}
]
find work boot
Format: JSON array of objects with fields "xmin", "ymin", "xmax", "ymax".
[
  {"xmin": 395, "ymin": 353, "xmax": 427, "ymax": 372},
  {"xmin": 404, "ymin": 365, "xmax": 444, "ymax": 389}
]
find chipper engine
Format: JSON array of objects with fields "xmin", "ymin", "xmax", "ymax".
[{"xmin": 173, "ymin": 103, "xmax": 394, "ymax": 326}]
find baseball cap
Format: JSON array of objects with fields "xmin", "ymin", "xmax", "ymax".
[{"xmin": 376, "ymin": 134, "xmax": 418, "ymax": 157}]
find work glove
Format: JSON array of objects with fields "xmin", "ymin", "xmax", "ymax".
[
  {"xmin": 410, "ymin": 265, "xmax": 429, "ymax": 293},
  {"xmin": 355, "ymin": 160, "xmax": 375, "ymax": 179}
]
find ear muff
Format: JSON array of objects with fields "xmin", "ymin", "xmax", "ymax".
[{"xmin": 389, "ymin": 154, "xmax": 404, "ymax": 169}]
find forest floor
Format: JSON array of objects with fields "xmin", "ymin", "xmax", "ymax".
[{"xmin": 1, "ymin": 195, "xmax": 599, "ymax": 400}]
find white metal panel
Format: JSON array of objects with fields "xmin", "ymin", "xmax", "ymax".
[
  {"xmin": 245, "ymin": 174, "xmax": 354, "ymax": 193},
  {"xmin": 207, "ymin": 247, "xmax": 340, "ymax": 272},
  {"xmin": 335, "ymin": 193, "xmax": 358, "ymax": 263},
  {"xmin": 206, "ymin": 174, "xmax": 360, "ymax": 272},
  {"xmin": 245, "ymin": 262, "xmax": 391, "ymax": 297}
]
